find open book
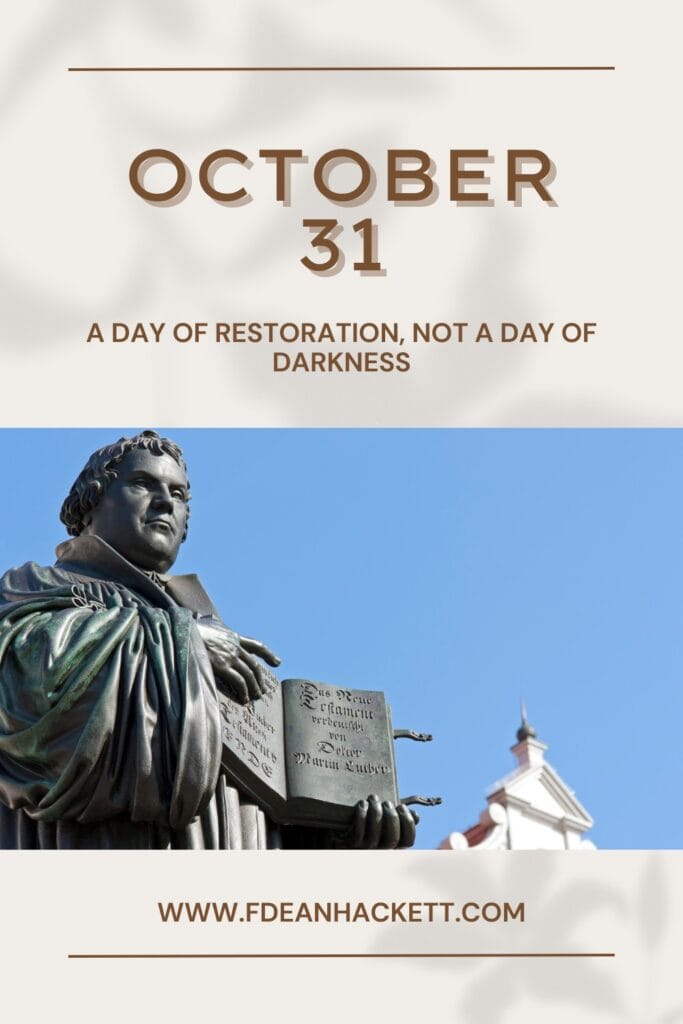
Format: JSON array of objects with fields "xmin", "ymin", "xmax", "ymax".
[{"xmin": 219, "ymin": 670, "xmax": 399, "ymax": 829}]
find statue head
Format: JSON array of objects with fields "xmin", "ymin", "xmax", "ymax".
[{"xmin": 60, "ymin": 430, "xmax": 191, "ymax": 573}]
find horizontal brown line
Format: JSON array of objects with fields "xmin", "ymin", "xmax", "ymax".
[
  {"xmin": 67, "ymin": 65, "xmax": 616, "ymax": 73},
  {"xmin": 68, "ymin": 952, "xmax": 616, "ymax": 960}
]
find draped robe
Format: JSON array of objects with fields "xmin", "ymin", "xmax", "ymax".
[{"xmin": 0, "ymin": 535, "xmax": 286, "ymax": 849}]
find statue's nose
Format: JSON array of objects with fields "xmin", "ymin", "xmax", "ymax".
[{"xmin": 151, "ymin": 487, "xmax": 173, "ymax": 512}]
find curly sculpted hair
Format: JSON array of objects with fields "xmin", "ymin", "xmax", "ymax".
[{"xmin": 60, "ymin": 430, "xmax": 190, "ymax": 538}]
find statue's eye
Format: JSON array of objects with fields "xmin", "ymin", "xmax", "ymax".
[{"xmin": 128, "ymin": 476, "xmax": 151, "ymax": 491}]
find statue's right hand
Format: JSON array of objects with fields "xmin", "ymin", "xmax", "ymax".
[{"xmin": 196, "ymin": 619, "xmax": 271, "ymax": 704}]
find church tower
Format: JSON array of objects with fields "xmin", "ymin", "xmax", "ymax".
[{"xmin": 439, "ymin": 708, "xmax": 595, "ymax": 850}]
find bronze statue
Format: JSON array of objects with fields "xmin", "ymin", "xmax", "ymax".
[{"xmin": 0, "ymin": 431, "xmax": 417, "ymax": 849}]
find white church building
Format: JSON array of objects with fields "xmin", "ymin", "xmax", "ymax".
[{"xmin": 439, "ymin": 710, "xmax": 595, "ymax": 850}]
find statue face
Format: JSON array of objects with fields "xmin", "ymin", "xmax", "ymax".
[{"xmin": 83, "ymin": 449, "xmax": 189, "ymax": 572}]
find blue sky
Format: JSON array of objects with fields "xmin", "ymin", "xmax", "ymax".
[{"xmin": 1, "ymin": 429, "xmax": 681, "ymax": 849}]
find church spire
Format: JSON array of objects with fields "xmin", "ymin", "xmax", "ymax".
[
  {"xmin": 516, "ymin": 699, "xmax": 537, "ymax": 742},
  {"xmin": 512, "ymin": 700, "xmax": 547, "ymax": 768}
]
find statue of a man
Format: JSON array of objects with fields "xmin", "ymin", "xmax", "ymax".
[{"xmin": 0, "ymin": 431, "xmax": 416, "ymax": 849}]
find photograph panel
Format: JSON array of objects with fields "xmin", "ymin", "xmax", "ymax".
[{"xmin": 1, "ymin": 428, "xmax": 679, "ymax": 849}]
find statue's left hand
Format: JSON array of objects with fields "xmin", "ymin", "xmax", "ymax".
[{"xmin": 329, "ymin": 795, "xmax": 418, "ymax": 849}]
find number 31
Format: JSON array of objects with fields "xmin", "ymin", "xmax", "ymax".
[{"xmin": 301, "ymin": 218, "xmax": 383, "ymax": 274}]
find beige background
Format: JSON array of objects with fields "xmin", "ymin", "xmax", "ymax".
[
  {"xmin": 2, "ymin": 850, "xmax": 682, "ymax": 1022},
  {"xmin": 2, "ymin": 6, "xmax": 682, "ymax": 1019},
  {"xmin": 0, "ymin": 0, "xmax": 679, "ymax": 425}
]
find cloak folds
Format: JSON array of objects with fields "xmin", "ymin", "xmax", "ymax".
[{"xmin": 0, "ymin": 536, "xmax": 279, "ymax": 849}]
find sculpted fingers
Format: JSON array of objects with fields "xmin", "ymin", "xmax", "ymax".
[
  {"xmin": 365, "ymin": 794, "xmax": 383, "ymax": 849},
  {"xmin": 238, "ymin": 635, "xmax": 281, "ymax": 668},
  {"xmin": 222, "ymin": 666, "xmax": 250, "ymax": 705},
  {"xmin": 348, "ymin": 799, "xmax": 368, "ymax": 848},
  {"xmin": 236, "ymin": 650, "xmax": 264, "ymax": 700},
  {"xmin": 380, "ymin": 801, "xmax": 401, "ymax": 849},
  {"xmin": 217, "ymin": 655, "xmax": 264, "ymax": 703},
  {"xmin": 331, "ymin": 797, "xmax": 418, "ymax": 850},
  {"xmin": 396, "ymin": 804, "xmax": 418, "ymax": 848}
]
